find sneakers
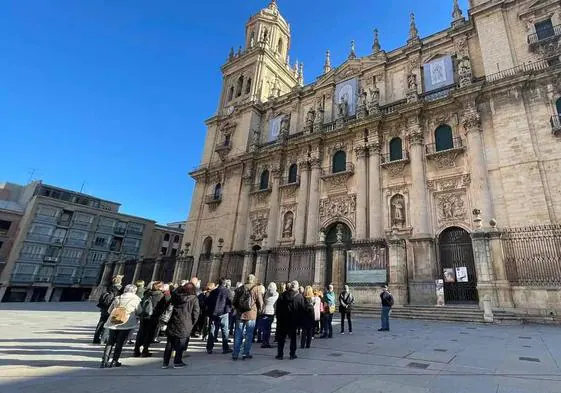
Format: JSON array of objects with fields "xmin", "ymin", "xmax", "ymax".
[
  {"xmin": 378, "ymin": 328, "xmax": 389, "ymax": 331},
  {"xmin": 162, "ymin": 364, "xmax": 170, "ymax": 369},
  {"xmin": 349, "ymin": 332, "xmax": 353, "ymax": 335},
  {"xmin": 242, "ymin": 355, "xmax": 253, "ymax": 360},
  {"xmin": 340, "ymin": 332, "xmax": 345, "ymax": 335},
  {"xmin": 232, "ymin": 357, "xmax": 238, "ymax": 361},
  {"xmin": 173, "ymin": 362, "xmax": 186, "ymax": 369},
  {"xmin": 289, "ymin": 354, "xmax": 298, "ymax": 360},
  {"xmin": 275, "ymin": 355, "xmax": 284, "ymax": 360}
]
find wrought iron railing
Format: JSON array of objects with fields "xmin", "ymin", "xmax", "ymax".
[
  {"xmin": 421, "ymin": 84, "xmax": 456, "ymax": 102},
  {"xmin": 425, "ymin": 137, "xmax": 464, "ymax": 155},
  {"xmin": 321, "ymin": 162, "xmax": 355, "ymax": 176},
  {"xmin": 11, "ymin": 274, "xmax": 35, "ymax": 283},
  {"xmin": 485, "ymin": 60, "xmax": 549, "ymax": 83},
  {"xmin": 204, "ymin": 194, "xmax": 222, "ymax": 204},
  {"xmin": 502, "ymin": 224, "xmax": 561, "ymax": 286},
  {"xmin": 528, "ymin": 24, "xmax": 561, "ymax": 45},
  {"xmin": 380, "ymin": 151, "xmax": 409, "ymax": 164},
  {"xmin": 550, "ymin": 115, "xmax": 561, "ymax": 134},
  {"xmin": 280, "ymin": 175, "xmax": 300, "ymax": 186}
]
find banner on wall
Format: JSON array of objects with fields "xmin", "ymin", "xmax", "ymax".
[
  {"xmin": 455, "ymin": 266, "xmax": 469, "ymax": 282},
  {"xmin": 268, "ymin": 116, "xmax": 283, "ymax": 142},
  {"xmin": 435, "ymin": 279, "xmax": 445, "ymax": 306},
  {"xmin": 334, "ymin": 77, "xmax": 358, "ymax": 117},
  {"xmin": 346, "ymin": 249, "xmax": 387, "ymax": 284},
  {"xmin": 423, "ymin": 55, "xmax": 454, "ymax": 92}
]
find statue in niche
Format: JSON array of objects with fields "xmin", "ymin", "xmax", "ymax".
[
  {"xmin": 407, "ymin": 73, "xmax": 418, "ymax": 92},
  {"xmin": 282, "ymin": 212, "xmax": 294, "ymax": 238},
  {"xmin": 337, "ymin": 96, "xmax": 349, "ymax": 119},
  {"xmin": 391, "ymin": 194, "xmax": 406, "ymax": 228},
  {"xmin": 305, "ymin": 108, "xmax": 315, "ymax": 130},
  {"xmin": 359, "ymin": 87, "xmax": 368, "ymax": 107},
  {"xmin": 319, "ymin": 228, "xmax": 326, "ymax": 243},
  {"xmin": 369, "ymin": 85, "xmax": 380, "ymax": 105}
]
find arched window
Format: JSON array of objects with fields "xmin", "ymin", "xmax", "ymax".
[
  {"xmin": 277, "ymin": 38, "xmax": 283, "ymax": 55},
  {"xmin": 173, "ymin": 235, "xmax": 180, "ymax": 243},
  {"xmin": 389, "ymin": 137, "xmax": 403, "ymax": 161},
  {"xmin": 332, "ymin": 150, "xmax": 347, "ymax": 173},
  {"xmin": 202, "ymin": 236, "xmax": 213, "ymax": 256},
  {"xmin": 435, "ymin": 125, "xmax": 454, "ymax": 152},
  {"xmin": 213, "ymin": 183, "xmax": 222, "ymax": 200},
  {"xmin": 288, "ymin": 164, "xmax": 298, "ymax": 184},
  {"xmin": 245, "ymin": 78, "xmax": 252, "ymax": 95},
  {"xmin": 259, "ymin": 170, "xmax": 270, "ymax": 190},
  {"xmin": 228, "ymin": 86, "xmax": 234, "ymax": 101},
  {"xmin": 163, "ymin": 233, "xmax": 170, "ymax": 242},
  {"xmin": 556, "ymin": 97, "xmax": 561, "ymax": 115},
  {"xmin": 236, "ymin": 75, "xmax": 244, "ymax": 97}
]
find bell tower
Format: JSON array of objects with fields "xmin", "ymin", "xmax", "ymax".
[{"xmin": 219, "ymin": 0, "xmax": 299, "ymax": 115}]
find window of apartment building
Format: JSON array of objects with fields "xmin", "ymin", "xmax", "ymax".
[
  {"xmin": 73, "ymin": 212, "xmax": 94, "ymax": 226},
  {"xmin": 0, "ymin": 220, "xmax": 11, "ymax": 235},
  {"xmin": 98, "ymin": 217, "xmax": 116, "ymax": 229},
  {"xmin": 29, "ymin": 224, "xmax": 54, "ymax": 236},
  {"xmin": 94, "ymin": 234, "xmax": 110, "ymax": 248},
  {"xmin": 37, "ymin": 266, "xmax": 54, "ymax": 278},
  {"xmin": 535, "ymin": 18, "xmax": 554, "ymax": 41},
  {"xmin": 14, "ymin": 263, "xmax": 37, "ymax": 274},
  {"xmin": 61, "ymin": 248, "xmax": 83, "ymax": 263},
  {"xmin": 67, "ymin": 229, "xmax": 88, "ymax": 240},
  {"xmin": 82, "ymin": 268, "xmax": 98, "ymax": 278},
  {"xmin": 52, "ymin": 228, "xmax": 67, "ymax": 244},
  {"xmin": 128, "ymin": 222, "xmax": 144, "ymax": 235},
  {"xmin": 45, "ymin": 246, "xmax": 61, "ymax": 259},
  {"xmin": 20, "ymin": 243, "xmax": 47, "ymax": 258},
  {"xmin": 122, "ymin": 238, "xmax": 140, "ymax": 253},
  {"xmin": 88, "ymin": 251, "xmax": 107, "ymax": 265},
  {"xmin": 56, "ymin": 266, "xmax": 75, "ymax": 276},
  {"xmin": 164, "ymin": 233, "xmax": 170, "ymax": 242},
  {"xmin": 110, "ymin": 237, "xmax": 123, "ymax": 251},
  {"xmin": 115, "ymin": 221, "xmax": 127, "ymax": 234},
  {"xmin": 36, "ymin": 205, "xmax": 59, "ymax": 219},
  {"xmin": 58, "ymin": 210, "xmax": 73, "ymax": 226}
]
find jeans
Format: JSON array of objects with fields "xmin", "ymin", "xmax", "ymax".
[
  {"xmin": 134, "ymin": 318, "xmax": 157, "ymax": 354},
  {"xmin": 260, "ymin": 315, "xmax": 274, "ymax": 346},
  {"xmin": 277, "ymin": 325, "xmax": 297, "ymax": 357},
  {"xmin": 300, "ymin": 327, "xmax": 313, "ymax": 348},
  {"xmin": 163, "ymin": 335, "xmax": 189, "ymax": 366},
  {"xmin": 207, "ymin": 314, "xmax": 230, "ymax": 352},
  {"xmin": 321, "ymin": 313, "xmax": 333, "ymax": 337},
  {"xmin": 381, "ymin": 306, "xmax": 391, "ymax": 330},
  {"xmin": 340, "ymin": 310, "xmax": 352, "ymax": 333},
  {"xmin": 233, "ymin": 319, "xmax": 256, "ymax": 358},
  {"xmin": 102, "ymin": 329, "xmax": 130, "ymax": 365},
  {"xmin": 93, "ymin": 312, "xmax": 109, "ymax": 342}
]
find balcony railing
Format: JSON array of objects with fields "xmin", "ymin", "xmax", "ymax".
[
  {"xmin": 321, "ymin": 162, "xmax": 355, "ymax": 177},
  {"xmin": 65, "ymin": 238, "xmax": 87, "ymax": 247},
  {"xmin": 421, "ymin": 84, "xmax": 456, "ymax": 102},
  {"xmin": 11, "ymin": 274, "xmax": 35, "ymax": 283},
  {"xmin": 485, "ymin": 60, "xmax": 549, "ymax": 83},
  {"xmin": 71, "ymin": 220, "xmax": 92, "ymax": 230},
  {"xmin": 59, "ymin": 257, "xmax": 82, "ymax": 265},
  {"xmin": 53, "ymin": 275, "xmax": 78, "ymax": 285},
  {"xmin": 204, "ymin": 194, "xmax": 222, "ymax": 205},
  {"xmin": 43, "ymin": 256, "xmax": 59, "ymax": 263},
  {"xmin": 19, "ymin": 253, "xmax": 44, "ymax": 262},
  {"xmin": 97, "ymin": 225, "xmax": 115, "ymax": 234},
  {"xmin": 27, "ymin": 234, "xmax": 52, "ymax": 243},
  {"xmin": 551, "ymin": 115, "xmax": 561, "ymax": 136},
  {"xmin": 251, "ymin": 183, "xmax": 272, "ymax": 193},
  {"xmin": 57, "ymin": 218, "xmax": 72, "ymax": 227},
  {"xmin": 280, "ymin": 175, "xmax": 300, "ymax": 187},
  {"xmin": 34, "ymin": 215, "xmax": 58, "ymax": 224},
  {"xmin": 127, "ymin": 229, "xmax": 144, "ymax": 237},
  {"xmin": 528, "ymin": 24, "xmax": 561, "ymax": 45},
  {"xmin": 35, "ymin": 276, "xmax": 52, "ymax": 283},
  {"xmin": 380, "ymin": 151, "xmax": 409, "ymax": 164},
  {"xmin": 81, "ymin": 276, "xmax": 99, "ymax": 286},
  {"xmin": 114, "ymin": 227, "xmax": 126, "ymax": 236},
  {"xmin": 425, "ymin": 137, "xmax": 464, "ymax": 155}
]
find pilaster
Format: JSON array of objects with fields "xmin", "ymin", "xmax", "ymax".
[
  {"xmin": 314, "ymin": 243, "xmax": 327, "ymax": 286},
  {"xmin": 408, "ymin": 115, "xmax": 430, "ymax": 236},
  {"xmin": 267, "ymin": 168, "xmax": 282, "ymax": 247},
  {"xmin": 235, "ymin": 173, "xmax": 253, "ymax": 250},
  {"xmin": 209, "ymin": 253, "xmax": 223, "ymax": 284},
  {"xmin": 368, "ymin": 138, "xmax": 382, "ymax": 239},
  {"xmin": 331, "ymin": 242, "xmax": 347, "ymax": 294},
  {"xmin": 355, "ymin": 145, "xmax": 368, "ymax": 240},
  {"xmin": 132, "ymin": 259, "xmax": 142, "ymax": 283},
  {"xmin": 388, "ymin": 236, "xmax": 408, "ymax": 305},
  {"xmin": 306, "ymin": 160, "xmax": 322, "ymax": 245},
  {"xmin": 151, "ymin": 258, "xmax": 161, "ymax": 282},
  {"xmin": 408, "ymin": 236, "xmax": 437, "ymax": 305},
  {"xmin": 295, "ymin": 164, "xmax": 310, "ymax": 245}
]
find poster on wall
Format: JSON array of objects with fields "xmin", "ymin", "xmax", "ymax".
[
  {"xmin": 268, "ymin": 116, "xmax": 283, "ymax": 142},
  {"xmin": 455, "ymin": 266, "xmax": 469, "ymax": 282},
  {"xmin": 346, "ymin": 249, "xmax": 387, "ymax": 284},
  {"xmin": 435, "ymin": 279, "xmax": 445, "ymax": 306},
  {"xmin": 443, "ymin": 268, "xmax": 456, "ymax": 283},
  {"xmin": 423, "ymin": 55, "xmax": 454, "ymax": 92},
  {"xmin": 334, "ymin": 77, "xmax": 358, "ymax": 117}
]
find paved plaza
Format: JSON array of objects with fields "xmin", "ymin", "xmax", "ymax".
[{"xmin": 0, "ymin": 303, "xmax": 560, "ymax": 393}]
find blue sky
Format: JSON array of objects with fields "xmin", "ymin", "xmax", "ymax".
[{"xmin": 0, "ymin": 0, "xmax": 469, "ymax": 224}]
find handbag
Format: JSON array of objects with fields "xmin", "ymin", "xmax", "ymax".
[{"xmin": 329, "ymin": 305, "xmax": 336, "ymax": 314}]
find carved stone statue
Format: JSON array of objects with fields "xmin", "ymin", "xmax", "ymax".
[
  {"xmin": 357, "ymin": 87, "xmax": 368, "ymax": 119},
  {"xmin": 458, "ymin": 56, "xmax": 473, "ymax": 88},
  {"xmin": 251, "ymin": 128, "xmax": 261, "ymax": 147},
  {"xmin": 359, "ymin": 87, "xmax": 368, "ymax": 107},
  {"xmin": 336, "ymin": 224, "xmax": 344, "ymax": 243},
  {"xmin": 305, "ymin": 108, "xmax": 315, "ymax": 132},
  {"xmin": 280, "ymin": 114, "xmax": 290, "ymax": 134},
  {"xmin": 391, "ymin": 194, "xmax": 406, "ymax": 228},
  {"xmin": 407, "ymin": 73, "xmax": 418, "ymax": 92},
  {"xmin": 369, "ymin": 85, "xmax": 380, "ymax": 106},
  {"xmin": 337, "ymin": 97, "xmax": 348, "ymax": 119},
  {"xmin": 282, "ymin": 212, "xmax": 294, "ymax": 238},
  {"xmin": 319, "ymin": 229, "xmax": 326, "ymax": 243}
]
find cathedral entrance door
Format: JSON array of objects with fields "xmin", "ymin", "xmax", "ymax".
[
  {"xmin": 325, "ymin": 222, "xmax": 352, "ymax": 287},
  {"xmin": 438, "ymin": 227, "xmax": 478, "ymax": 304}
]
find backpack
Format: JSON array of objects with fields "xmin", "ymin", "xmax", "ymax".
[
  {"xmin": 304, "ymin": 298, "xmax": 314, "ymax": 316},
  {"xmin": 233, "ymin": 285, "xmax": 254, "ymax": 313},
  {"xmin": 384, "ymin": 292, "xmax": 394, "ymax": 307},
  {"xmin": 97, "ymin": 290, "xmax": 115, "ymax": 310},
  {"xmin": 138, "ymin": 297, "xmax": 153, "ymax": 320}
]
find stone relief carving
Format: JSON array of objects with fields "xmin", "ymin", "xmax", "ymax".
[
  {"xmin": 252, "ymin": 189, "xmax": 271, "ymax": 206},
  {"xmin": 436, "ymin": 192, "xmax": 467, "ymax": 223},
  {"xmin": 454, "ymin": 35, "xmax": 468, "ymax": 58},
  {"xmin": 427, "ymin": 174, "xmax": 470, "ymax": 191},
  {"xmin": 319, "ymin": 194, "xmax": 357, "ymax": 225},
  {"xmin": 304, "ymin": 107, "xmax": 315, "ymax": 133},
  {"xmin": 382, "ymin": 160, "xmax": 408, "ymax": 177},
  {"xmin": 250, "ymin": 211, "xmax": 269, "ymax": 240},
  {"xmin": 313, "ymin": 99, "xmax": 325, "ymax": 132},
  {"xmin": 282, "ymin": 211, "xmax": 294, "ymax": 238},
  {"xmin": 427, "ymin": 149, "xmax": 463, "ymax": 169},
  {"xmin": 390, "ymin": 194, "xmax": 406, "ymax": 228},
  {"xmin": 357, "ymin": 87, "xmax": 368, "ymax": 119},
  {"xmin": 458, "ymin": 56, "xmax": 473, "ymax": 88}
]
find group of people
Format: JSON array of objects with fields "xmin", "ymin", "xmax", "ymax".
[{"xmin": 93, "ymin": 274, "xmax": 394, "ymax": 369}]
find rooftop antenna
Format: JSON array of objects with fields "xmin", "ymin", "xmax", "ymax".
[{"xmin": 80, "ymin": 181, "xmax": 86, "ymax": 193}]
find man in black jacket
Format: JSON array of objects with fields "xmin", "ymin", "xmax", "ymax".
[
  {"xmin": 92, "ymin": 281, "xmax": 121, "ymax": 344},
  {"xmin": 275, "ymin": 280, "xmax": 305, "ymax": 360},
  {"xmin": 206, "ymin": 278, "xmax": 233, "ymax": 354},
  {"xmin": 134, "ymin": 282, "xmax": 165, "ymax": 357}
]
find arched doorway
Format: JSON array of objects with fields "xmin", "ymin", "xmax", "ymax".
[
  {"xmin": 325, "ymin": 222, "xmax": 352, "ymax": 287},
  {"xmin": 438, "ymin": 227, "xmax": 478, "ymax": 304}
]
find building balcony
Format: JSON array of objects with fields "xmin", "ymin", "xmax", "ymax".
[
  {"xmin": 53, "ymin": 275, "xmax": 79, "ymax": 285},
  {"xmin": 43, "ymin": 256, "xmax": 59, "ymax": 264},
  {"xmin": 97, "ymin": 225, "xmax": 115, "ymax": 234},
  {"xmin": 425, "ymin": 137, "xmax": 465, "ymax": 169},
  {"xmin": 71, "ymin": 220, "xmax": 92, "ymax": 230},
  {"xmin": 26, "ymin": 233, "xmax": 52, "ymax": 243},
  {"xmin": 65, "ymin": 238, "xmax": 87, "ymax": 248},
  {"xmin": 380, "ymin": 151, "xmax": 410, "ymax": 177},
  {"xmin": 251, "ymin": 183, "xmax": 272, "ymax": 194},
  {"xmin": 121, "ymin": 246, "xmax": 139, "ymax": 254},
  {"xmin": 551, "ymin": 115, "xmax": 561, "ymax": 136},
  {"xmin": 528, "ymin": 24, "xmax": 561, "ymax": 47},
  {"xmin": 34, "ymin": 215, "xmax": 58, "ymax": 225},
  {"xmin": 204, "ymin": 194, "xmax": 222, "ymax": 205},
  {"xmin": 35, "ymin": 275, "xmax": 52, "ymax": 283},
  {"xmin": 215, "ymin": 142, "xmax": 232, "ymax": 160},
  {"xmin": 114, "ymin": 227, "xmax": 126, "ymax": 236},
  {"xmin": 19, "ymin": 253, "xmax": 45, "ymax": 262},
  {"xmin": 425, "ymin": 137, "xmax": 464, "ymax": 155},
  {"xmin": 57, "ymin": 218, "xmax": 72, "ymax": 227},
  {"xmin": 321, "ymin": 162, "xmax": 355, "ymax": 177},
  {"xmin": 59, "ymin": 257, "xmax": 82, "ymax": 265},
  {"xmin": 280, "ymin": 175, "xmax": 300, "ymax": 187},
  {"xmin": 80, "ymin": 276, "xmax": 99, "ymax": 286},
  {"xmin": 127, "ymin": 229, "xmax": 144, "ymax": 237},
  {"xmin": 11, "ymin": 274, "xmax": 35, "ymax": 283}
]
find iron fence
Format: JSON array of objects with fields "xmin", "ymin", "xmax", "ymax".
[
  {"xmin": 502, "ymin": 225, "xmax": 561, "ymax": 286},
  {"xmin": 265, "ymin": 246, "xmax": 315, "ymax": 287},
  {"xmin": 219, "ymin": 251, "xmax": 245, "ymax": 284}
]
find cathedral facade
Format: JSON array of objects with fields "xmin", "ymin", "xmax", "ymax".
[{"xmin": 183, "ymin": 0, "xmax": 561, "ymax": 313}]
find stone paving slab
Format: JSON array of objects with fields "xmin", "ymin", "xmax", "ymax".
[{"xmin": 0, "ymin": 302, "xmax": 560, "ymax": 393}]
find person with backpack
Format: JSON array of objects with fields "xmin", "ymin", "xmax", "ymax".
[
  {"xmin": 275, "ymin": 280, "xmax": 305, "ymax": 360},
  {"xmin": 320, "ymin": 284, "xmax": 336, "ymax": 339},
  {"xmin": 300, "ymin": 286, "xmax": 316, "ymax": 349},
  {"xmin": 133, "ymin": 281, "xmax": 165, "ymax": 357},
  {"xmin": 231, "ymin": 274, "xmax": 263, "ymax": 361},
  {"xmin": 379, "ymin": 284, "xmax": 394, "ymax": 332},
  {"xmin": 205, "ymin": 278, "xmax": 233, "ymax": 354},
  {"xmin": 93, "ymin": 278, "xmax": 122, "ymax": 344},
  {"xmin": 339, "ymin": 285, "xmax": 355, "ymax": 335},
  {"xmin": 100, "ymin": 284, "xmax": 141, "ymax": 368}
]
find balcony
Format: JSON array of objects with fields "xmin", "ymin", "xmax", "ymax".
[
  {"xmin": 485, "ymin": 60, "xmax": 549, "ymax": 83},
  {"xmin": 215, "ymin": 141, "xmax": 232, "ymax": 160},
  {"xmin": 127, "ymin": 229, "xmax": 144, "ymax": 237},
  {"xmin": 114, "ymin": 227, "xmax": 126, "ymax": 236},
  {"xmin": 321, "ymin": 163, "xmax": 354, "ymax": 193},
  {"xmin": 57, "ymin": 218, "xmax": 72, "ymax": 227},
  {"xmin": 53, "ymin": 274, "xmax": 78, "ymax": 285},
  {"xmin": 34, "ymin": 215, "xmax": 58, "ymax": 225},
  {"xmin": 280, "ymin": 175, "xmax": 300, "ymax": 187},
  {"xmin": 43, "ymin": 256, "xmax": 59, "ymax": 263},
  {"xmin": 97, "ymin": 225, "xmax": 115, "ymax": 234},
  {"xmin": 528, "ymin": 24, "xmax": 561, "ymax": 47},
  {"xmin": 11, "ymin": 274, "xmax": 35, "ymax": 283},
  {"xmin": 35, "ymin": 276, "xmax": 52, "ymax": 283},
  {"xmin": 26, "ymin": 234, "xmax": 52, "ymax": 243},
  {"xmin": 59, "ymin": 257, "xmax": 82, "ymax": 265},
  {"xmin": 72, "ymin": 220, "xmax": 92, "ymax": 230},
  {"xmin": 204, "ymin": 194, "xmax": 222, "ymax": 206},
  {"xmin": 122, "ymin": 246, "xmax": 139, "ymax": 254},
  {"xmin": 421, "ymin": 84, "xmax": 455, "ymax": 102},
  {"xmin": 551, "ymin": 115, "xmax": 561, "ymax": 136},
  {"xmin": 380, "ymin": 151, "xmax": 410, "ymax": 177},
  {"xmin": 425, "ymin": 137, "xmax": 465, "ymax": 169},
  {"xmin": 81, "ymin": 276, "xmax": 99, "ymax": 286},
  {"xmin": 65, "ymin": 238, "xmax": 87, "ymax": 248},
  {"xmin": 19, "ymin": 253, "xmax": 44, "ymax": 262},
  {"xmin": 321, "ymin": 162, "xmax": 355, "ymax": 177},
  {"xmin": 251, "ymin": 183, "xmax": 272, "ymax": 194}
]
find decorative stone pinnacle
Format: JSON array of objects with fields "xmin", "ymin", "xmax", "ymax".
[
  {"xmin": 268, "ymin": 0, "xmax": 278, "ymax": 10},
  {"xmin": 349, "ymin": 40, "xmax": 357, "ymax": 59},
  {"xmin": 452, "ymin": 0, "xmax": 463, "ymax": 21},
  {"xmin": 372, "ymin": 28, "xmax": 381, "ymax": 54},
  {"xmin": 324, "ymin": 50, "xmax": 332, "ymax": 74},
  {"xmin": 298, "ymin": 62, "xmax": 304, "ymax": 85},
  {"xmin": 408, "ymin": 12, "xmax": 419, "ymax": 42}
]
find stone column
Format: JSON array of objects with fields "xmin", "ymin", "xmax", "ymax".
[
  {"xmin": 355, "ymin": 145, "xmax": 368, "ymax": 240},
  {"xmin": 132, "ymin": 259, "xmax": 142, "ymax": 283},
  {"xmin": 314, "ymin": 241, "xmax": 327, "ymax": 287},
  {"xmin": 408, "ymin": 116, "xmax": 436, "ymax": 304},
  {"xmin": 209, "ymin": 254, "xmax": 222, "ymax": 284},
  {"xmin": 471, "ymin": 228, "xmax": 496, "ymax": 309},
  {"xmin": 151, "ymin": 258, "xmax": 161, "ymax": 282},
  {"xmin": 488, "ymin": 228, "xmax": 514, "ymax": 308},
  {"xmin": 172, "ymin": 257, "xmax": 183, "ymax": 283},
  {"xmin": 306, "ymin": 160, "xmax": 321, "ymax": 245},
  {"xmin": 331, "ymin": 242, "xmax": 347, "ymax": 294},
  {"xmin": 294, "ymin": 164, "xmax": 310, "ymax": 245},
  {"xmin": 241, "ymin": 250, "xmax": 253, "ymax": 281},
  {"xmin": 463, "ymin": 102, "xmax": 493, "ymax": 220},
  {"xmin": 266, "ymin": 170, "xmax": 282, "ymax": 247},
  {"xmin": 388, "ymin": 236, "xmax": 408, "ymax": 306},
  {"xmin": 368, "ymin": 139, "xmax": 382, "ymax": 239},
  {"xmin": 44, "ymin": 286, "xmax": 54, "ymax": 302},
  {"xmin": 234, "ymin": 175, "xmax": 253, "ymax": 251}
]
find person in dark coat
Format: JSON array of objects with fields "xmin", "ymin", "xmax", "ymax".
[
  {"xmin": 300, "ymin": 286, "xmax": 316, "ymax": 349},
  {"xmin": 162, "ymin": 282, "xmax": 200, "ymax": 369},
  {"xmin": 93, "ymin": 280, "xmax": 122, "ymax": 344},
  {"xmin": 205, "ymin": 278, "xmax": 233, "ymax": 354},
  {"xmin": 275, "ymin": 280, "xmax": 305, "ymax": 360},
  {"xmin": 134, "ymin": 281, "xmax": 165, "ymax": 357}
]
